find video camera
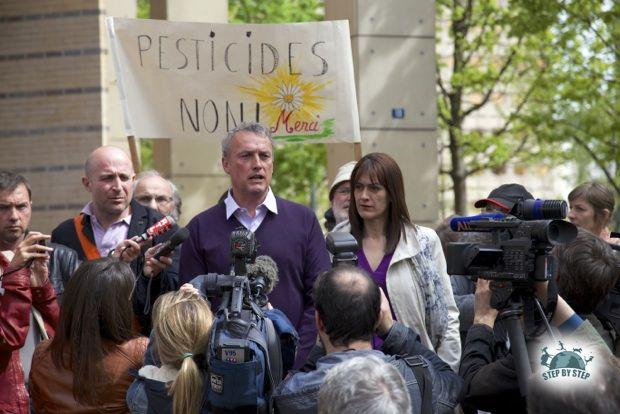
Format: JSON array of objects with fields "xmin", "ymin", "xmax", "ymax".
[
  {"xmin": 447, "ymin": 199, "xmax": 577, "ymax": 296},
  {"xmin": 447, "ymin": 199, "xmax": 578, "ymax": 396},
  {"xmin": 197, "ymin": 227, "xmax": 284, "ymax": 413}
]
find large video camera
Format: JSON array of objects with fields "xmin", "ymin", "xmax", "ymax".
[
  {"xmin": 447, "ymin": 199, "xmax": 577, "ymax": 396},
  {"xmin": 196, "ymin": 227, "xmax": 284, "ymax": 413},
  {"xmin": 447, "ymin": 199, "xmax": 577, "ymax": 297}
]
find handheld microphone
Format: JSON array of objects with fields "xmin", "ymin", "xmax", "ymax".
[
  {"xmin": 247, "ymin": 255, "xmax": 279, "ymax": 296},
  {"xmin": 450, "ymin": 213, "xmax": 506, "ymax": 232},
  {"xmin": 153, "ymin": 227, "xmax": 190, "ymax": 260},
  {"xmin": 134, "ymin": 216, "xmax": 176, "ymax": 242}
]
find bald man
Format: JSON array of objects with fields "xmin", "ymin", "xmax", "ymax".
[{"xmin": 51, "ymin": 146, "xmax": 178, "ymax": 332}]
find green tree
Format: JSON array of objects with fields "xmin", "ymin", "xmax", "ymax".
[
  {"xmin": 525, "ymin": 1, "xmax": 619, "ymax": 198},
  {"xmin": 437, "ymin": 0, "xmax": 618, "ymax": 214},
  {"xmin": 436, "ymin": 0, "xmax": 564, "ymax": 214}
]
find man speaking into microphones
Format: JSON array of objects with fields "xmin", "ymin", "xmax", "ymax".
[{"xmin": 51, "ymin": 146, "xmax": 181, "ymax": 332}]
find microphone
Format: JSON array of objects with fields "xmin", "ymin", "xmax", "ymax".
[
  {"xmin": 134, "ymin": 216, "xmax": 176, "ymax": 242},
  {"xmin": 247, "ymin": 255, "xmax": 279, "ymax": 304},
  {"xmin": 153, "ymin": 227, "xmax": 190, "ymax": 260},
  {"xmin": 450, "ymin": 213, "xmax": 506, "ymax": 232}
]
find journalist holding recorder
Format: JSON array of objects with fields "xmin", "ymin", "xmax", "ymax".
[{"xmin": 51, "ymin": 146, "xmax": 178, "ymax": 333}]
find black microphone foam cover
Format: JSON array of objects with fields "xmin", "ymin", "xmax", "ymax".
[{"xmin": 247, "ymin": 255, "xmax": 279, "ymax": 294}]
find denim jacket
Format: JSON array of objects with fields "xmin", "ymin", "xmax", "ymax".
[{"xmin": 273, "ymin": 322, "xmax": 463, "ymax": 414}]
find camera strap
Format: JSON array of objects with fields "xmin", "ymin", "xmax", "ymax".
[{"xmin": 400, "ymin": 355, "xmax": 433, "ymax": 414}]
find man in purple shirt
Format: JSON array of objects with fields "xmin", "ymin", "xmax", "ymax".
[{"xmin": 179, "ymin": 122, "xmax": 331, "ymax": 369}]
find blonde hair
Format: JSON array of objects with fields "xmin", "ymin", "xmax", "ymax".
[{"xmin": 152, "ymin": 291, "xmax": 214, "ymax": 414}]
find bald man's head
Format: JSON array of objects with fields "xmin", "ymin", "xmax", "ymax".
[
  {"xmin": 82, "ymin": 146, "xmax": 135, "ymax": 223},
  {"xmin": 314, "ymin": 265, "xmax": 381, "ymax": 347}
]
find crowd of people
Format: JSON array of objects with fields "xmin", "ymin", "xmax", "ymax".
[{"xmin": 1, "ymin": 121, "xmax": 619, "ymax": 414}]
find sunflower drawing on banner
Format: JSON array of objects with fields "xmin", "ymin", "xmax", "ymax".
[{"xmin": 238, "ymin": 66, "xmax": 334, "ymax": 142}]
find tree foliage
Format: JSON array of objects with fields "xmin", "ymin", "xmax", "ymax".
[
  {"xmin": 525, "ymin": 1, "xmax": 619, "ymax": 197},
  {"xmin": 436, "ymin": 0, "xmax": 562, "ymax": 213},
  {"xmin": 436, "ymin": 0, "xmax": 618, "ymax": 214}
]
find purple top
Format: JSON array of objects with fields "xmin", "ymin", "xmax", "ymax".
[
  {"xmin": 358, "ymin": 248, "xmax": 395, "ymax": 349},
  {"xmin": 179, "ymin": 197, "xmax": 331, "ymax": 369}
]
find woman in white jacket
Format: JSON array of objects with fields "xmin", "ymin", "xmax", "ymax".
[{"xmin": 333, "ymin": 153, "xmax": 461, "ymax": 370}]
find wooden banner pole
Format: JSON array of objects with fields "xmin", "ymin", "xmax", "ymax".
[{"xmin": 127, "ymin": 135, "xmax": 142, "ymax": 173}]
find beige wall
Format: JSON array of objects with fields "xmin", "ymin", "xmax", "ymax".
[
  {"xmin": 0, "ymin": 0, "xmax": 136, "ymax": 232},
  {"xmin": 325, "ymin": 0, "xmax": 439, "ymax": 226}
]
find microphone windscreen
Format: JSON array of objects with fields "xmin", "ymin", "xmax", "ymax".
[
  {"xmin": 168, "ymin": 227, "xmax": 190, "ymax": 247},
  {"xmin": 247, "ymin": 255, "xmax": 279, "ymax": 294}
]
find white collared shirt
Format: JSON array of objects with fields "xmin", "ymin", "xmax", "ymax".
[{"xmin": 224, "ymin": 188, "xmax": 278, "ymax": 232}]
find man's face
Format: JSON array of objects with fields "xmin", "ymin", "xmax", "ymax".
[
  {"xmin": 134, "ymin": 175, "xmax": 175, "ymax": 216},
  {"xmin": 0, "ymin": 184, "xmax": 31, "ymax": 248},
  {"xmin": 331, "ymin": 181, "xmax": 351, "ymax": 225},
  {"xmin": 82, "ymin": 150, "xmax": 135, "ymax": 219},
  {"xmin": 222, "ymin": 131, "xmax": 273, "ymax": 203}
]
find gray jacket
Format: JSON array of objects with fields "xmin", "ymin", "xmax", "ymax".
[{"xmin": 272, "ymin": 322, "xmax": 462, "ymax": 414}]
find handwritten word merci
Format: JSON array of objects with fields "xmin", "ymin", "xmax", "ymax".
[
  {"xmin": 136, "ymin": 33, "xmax": 329, "ymax": 77},
  {"xmin": 541, "ymin": 369, "xmax": 590, "ymax": 381}
]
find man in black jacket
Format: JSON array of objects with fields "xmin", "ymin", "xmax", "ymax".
[
  {"xmin": 460, "ymin": 278, "xmax": 615, "ymax": 413},
  {"xmin": 273, "ymin": 265, "xmax": 462, "ymax": 414},
  {"xmin": 51, "ymin": 146, "xmax": 177, "ymax": 332}
]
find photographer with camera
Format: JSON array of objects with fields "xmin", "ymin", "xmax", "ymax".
[
  {"xmin": 273, "ymin": 264, "xmax": 462, "ymax": 414},
  {"xmin": 460, "ymin": 277, "xmax": 614, "ymax": 413}
]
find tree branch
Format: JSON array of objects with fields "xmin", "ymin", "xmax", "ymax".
[
  {"xmin": 461, "ymin": 38, "xmax": 522, "ymax": 118},
  {"xmin": 570, "ymin": 134, "xmax": 620, "ymax": 195},
  {"xmin": 463, "ymin": 14, "xmax": 491, "ymax": 67},
  {"xmin": 493, "ymin": 69, "xmax": 545, "ymax": 137}
]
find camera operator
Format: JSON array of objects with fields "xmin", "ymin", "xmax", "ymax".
[
  {"xmin": 460, "ymin": 277, "xmax": 615, "ymax": 413},
  {"xmin": 273, "ymin": 264, "xmax": 462, "ymax": 414},
  {"xmin": 554, "ymin": 228, "xmax": 620, "ymax": 355}
]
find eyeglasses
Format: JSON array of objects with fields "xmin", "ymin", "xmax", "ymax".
[
  {"xmin": 334, "ymin": 187, "xmax": 351, "ymax": 196},
  {"xmin": 135, "ymin": 195, "xmax": 173, "ymax": 205}
]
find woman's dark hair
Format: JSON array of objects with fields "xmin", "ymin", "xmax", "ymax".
[
  {"xmin": 49, "ymin": 257, "xmax": 136, "ymax": 405},
  {"xmin": 314, "ymin": 265, "xmax": 381, "ymax": 347},
  {"xmin": 349, "ymin": 153, "xmax": 412, "ymax": 254}
]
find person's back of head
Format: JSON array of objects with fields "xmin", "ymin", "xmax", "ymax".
[
  {"xmin": 314, "ymin": 264, "xmax": 380, "ymax": 347},
  {"xmin": 50, "ymin": 257, "xmax": 135, "ymax": 405},
  {"xmin": 555, "ymin": 228, "xmax": 620, "ymax": 314},
  {"xmin": 152, "ymin": 290, "xmax": 214, "ymax": 414},
  {"xmin": 317, "ymin": 355, "xmax": 411, "ymax": 414}
]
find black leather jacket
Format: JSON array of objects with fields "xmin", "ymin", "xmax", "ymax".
[{"xmin": 48, "ymin": 242, "xmax": 80, "ymax": 303}]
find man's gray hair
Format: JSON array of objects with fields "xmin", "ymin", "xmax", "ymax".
[
  {"xmin": 221, "ymin": 122, "xmax": 273, "ymax": 158},
  {"xmin": 133, "ymin": 170, "xmax": 182, "ymax": 221},
  {"xmin": 318, "ymin": 355, "xmax": 412, "ymax": 414}
]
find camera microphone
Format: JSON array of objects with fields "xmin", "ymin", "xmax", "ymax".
[
  {"xmin": 134, "ymin": 216, "xmax": 176, "ymax": 242},
  {"xmin": 153, "ymin": 227, "xmax": 190, "ymax": 260},
  {"xmin": 450, "ymin": 213, "xmax": 506, "ymax": 232},
  {"xmin": 247, "ymin": 255, "xmax": 279, "ymax": 295},
  {"xmin": 512, "ymin": 199, "xmax": 568, "ymax": 220}
]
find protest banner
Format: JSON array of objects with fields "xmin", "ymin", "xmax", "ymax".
[{"xmin": 107, "ymin": 17, "xmax": 360, "ymax": 143}]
